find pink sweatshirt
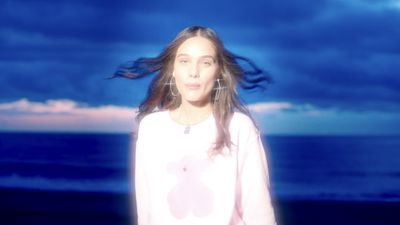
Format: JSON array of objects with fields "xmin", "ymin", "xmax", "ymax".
[{"xmin": 134, "ymin": 111, "xmax": 276, "ymax": 225}]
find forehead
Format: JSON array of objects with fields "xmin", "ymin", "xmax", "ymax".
[{"xmin": 176, "ymin": 36, "xmax": 216, "ymax": 57}]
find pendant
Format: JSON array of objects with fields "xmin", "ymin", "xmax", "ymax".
[{"xmin": 184, "ymin": 126, "xmax": 190, "ymax": 134}]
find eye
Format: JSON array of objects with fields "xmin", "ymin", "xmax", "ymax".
[
  {"xmin": 179, "ymin": 59, "xmax": 189, "ymax": 64},
  {"xmin": 202, "ymin": 60, "xmax": 213, "ymax": 67}
]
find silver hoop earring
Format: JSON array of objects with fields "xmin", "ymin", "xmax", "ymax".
[
  {"xmin": 165, "ymin": 77, "xmax": 178, "ymax": 97},
  {"xmin": 213, "ymin": 78, "xmax": 226, "ymax": 102}
]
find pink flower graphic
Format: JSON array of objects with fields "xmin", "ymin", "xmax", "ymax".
[{"xmin": 167, "ymin": 156, "xmax": 214, "ymax": 219}]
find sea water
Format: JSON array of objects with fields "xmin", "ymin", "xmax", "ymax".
[
  {"xmin": 266, "ymin": 135, "xmax": 400, "ymax": 201},
  {"xmin": 0, "ymin": 132, "xmax": 399, "ymax": 202}
]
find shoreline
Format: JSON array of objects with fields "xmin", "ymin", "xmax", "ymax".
[
  {"xmin": 274, "ymin": 198, "xmax": 400, "ymax": 225},
  {"xmin": 1, "ymin": 187, "xmax": 400, "ymax": 225},
  {"xmin": 0, "ymin": 187, "xmax": 133, "ymax": 225}
]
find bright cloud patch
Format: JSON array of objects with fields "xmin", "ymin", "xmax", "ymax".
[
  {"xmin": 248, "ymin": 102, "xmax": 292, "ymax": 114},
  {"xmin": 1, "ymin": 98, "xmax": 399, "ymax": 135},
  {"xmin": 0, "ymin": 98, "xmax": 293, "ymax": 133},
  {"xmin": 0, "ymin": 98, "xmax": 79, "ymax": 113},
  {"xmin": 0, "ymin": 98, "xmax": 138, "ymax": 132}
]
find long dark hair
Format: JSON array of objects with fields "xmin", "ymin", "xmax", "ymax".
[{"xmin": 112, "ymin": 26, "xmax": 271, "ymax": 154}]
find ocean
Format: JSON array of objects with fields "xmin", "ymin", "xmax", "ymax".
[
  {"xmin": 0, "ymin": 132, "xmax": 131, "ymax": 193},
  {"xmin": 0, "ymin": 132, "xmax": 399, "ymax": 225},
  {"xmin": 266, "ymin": 135, "xmax": 400, "ymax": 202}
]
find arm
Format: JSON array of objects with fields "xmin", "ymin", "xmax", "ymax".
[
  {"xmin": 238, "ymin": 128, "xmax": 276, "ymax": 225},
  {"xmin": 133, "ymin": 122, "xmax": 150, "ymax": 225}
]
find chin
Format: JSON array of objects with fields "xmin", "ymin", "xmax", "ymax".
[
  {"xmin": 183, "ymin": 97, "xmax": 210, "ymax": 106},
  {"xmin": 182, "ymin": 94, "xmax": 201, "ymax": 102}
]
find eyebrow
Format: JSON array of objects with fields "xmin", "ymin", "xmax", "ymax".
[{"xmin": 176, "ymin": 54, "xmax": 216, "ymax": 61}]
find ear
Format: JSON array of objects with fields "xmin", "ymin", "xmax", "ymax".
[
  {"xmin": 216, "ymin": 72, "xmax": 222, "ymax": 80},
  {"xmin": 172, "ymin": 71, "xmax": 176, "ymax": 77},
  {"xmin": 216, "ymin": 68, "xmax": 222, "ymax": 79}
]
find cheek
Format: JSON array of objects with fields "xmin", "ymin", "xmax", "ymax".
[
  {"xmin": 173, "ymin": 66, "xmax": 185, "ymax": 83},
  {"xmin": 173, "ymin": 66, "xmax": 187, "ymax": 80},
  {"xmin": 204, "ymin": 78, "xmax": 216, "ymax": 90},
  {"xmin": 203, "ymin": 69, "xmax": 218, "ymax": 84},
  {"xmin": 174, "ymin": 75, "xmax": 185, "ymax": 92},
  {"xmin": 202, "ymin": 75, "xmax": 218, "ymax": 94}
]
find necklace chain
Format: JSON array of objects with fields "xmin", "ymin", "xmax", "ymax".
[
  {"xmin": 184, "ymin": 126, "xmax": 190, "ymax": 134},
  {"xmin": 174, "ymin": 106, "xmax": 212, "ymax": 134}
]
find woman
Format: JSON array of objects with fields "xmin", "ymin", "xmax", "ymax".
[{"xmin": 115, "ymin": 26, "xmax": 276, "ymax": 225}]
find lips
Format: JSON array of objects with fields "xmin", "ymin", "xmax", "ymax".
[{"xmin": 185, "ymin": 83, "xmax": 201, "ymax": 90}]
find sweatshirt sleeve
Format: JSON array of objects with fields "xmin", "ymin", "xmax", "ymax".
[
  {"xmin": 237, "ymin": 120, "xmax": 276, "ymax": 225},
  {"xmin": 134, "ymin": 119, "xmax": 150, "ymax": 225}
]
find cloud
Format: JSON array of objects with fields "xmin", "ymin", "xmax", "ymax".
[
  {"xmin": 0, "ymin": 98, "xmax": 294, "ymax": 133},
  {"xmin": 1, "ymin": 98, "xmax": 399, "ymax": 135},
  {"xmin": 0, "ymin": 98, "xmax": 78, "ymax": 113},
  {"xmin": 251, "ymin": 103, "xmax": 400, "ymax": 135},
  {"xmin": 0, "ymin": 99, "xmax": 138, "ymax": 133},
  {"xmin": 1, "ymin": 0, "xmax": 399, "ymax": 116},
  {"xmin": 248, "ymin": 102, "xmax": 293, "ymax": 114},
  {"xmin": 251, "ymin": 0, "xmax": 400, "ymax": 111}
]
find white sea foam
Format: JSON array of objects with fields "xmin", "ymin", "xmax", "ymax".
[{"xmin": 0, "ymin": 174, "xmax": 130, "ymax": 193}]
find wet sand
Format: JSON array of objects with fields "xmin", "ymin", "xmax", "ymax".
[{"xmin": 1, "ymin": 187, "xmax": 399, "ymax": 225}]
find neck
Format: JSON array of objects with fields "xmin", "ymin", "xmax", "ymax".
[{"xmin": 171, "ymin": 101, "xmax": 213, "ymax": 126}]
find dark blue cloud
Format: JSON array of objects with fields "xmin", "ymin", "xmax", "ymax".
[
  {"xmin": 260, "ymin": 3, "xmax": 400, "ymax": 110},
  {"xmin": 0, "ymin": 0, "xmax": 123, "ymax": 43},
  {"xmin": 1, "ymin": 0, "xmax": 399, "ymax": 113}
]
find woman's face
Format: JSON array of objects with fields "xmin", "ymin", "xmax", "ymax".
[{"xmin": 173, "ymin": 36, "xmax": 219, "ymax": 106}]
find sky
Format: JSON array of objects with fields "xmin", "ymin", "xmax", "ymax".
[{"xmin": 1, "ymin": 0, "xmax": 399, "ymax": 135}]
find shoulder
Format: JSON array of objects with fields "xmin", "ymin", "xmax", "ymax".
[
  {"xmin": 229, "ymin": 112, "xmax": 259, "ymax": 139},
  {"xmin": 230, "ymin": 112, "xmax": 256, "ymax": 129},
  {"xmin": 138, "ymin": 111, "xmax": 168, "ymax": 130},
  {"xmin": 136, "ymin": 111, "xmax": 169, "ymax": 140},
  {"xmin": 141, "ymin": 110, "xmax": 166, "ymax": 122}
]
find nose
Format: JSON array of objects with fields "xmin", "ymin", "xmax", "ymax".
[{"xmin": 188, "ymin": 63, "xmax": 200, "ymax": 78}]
